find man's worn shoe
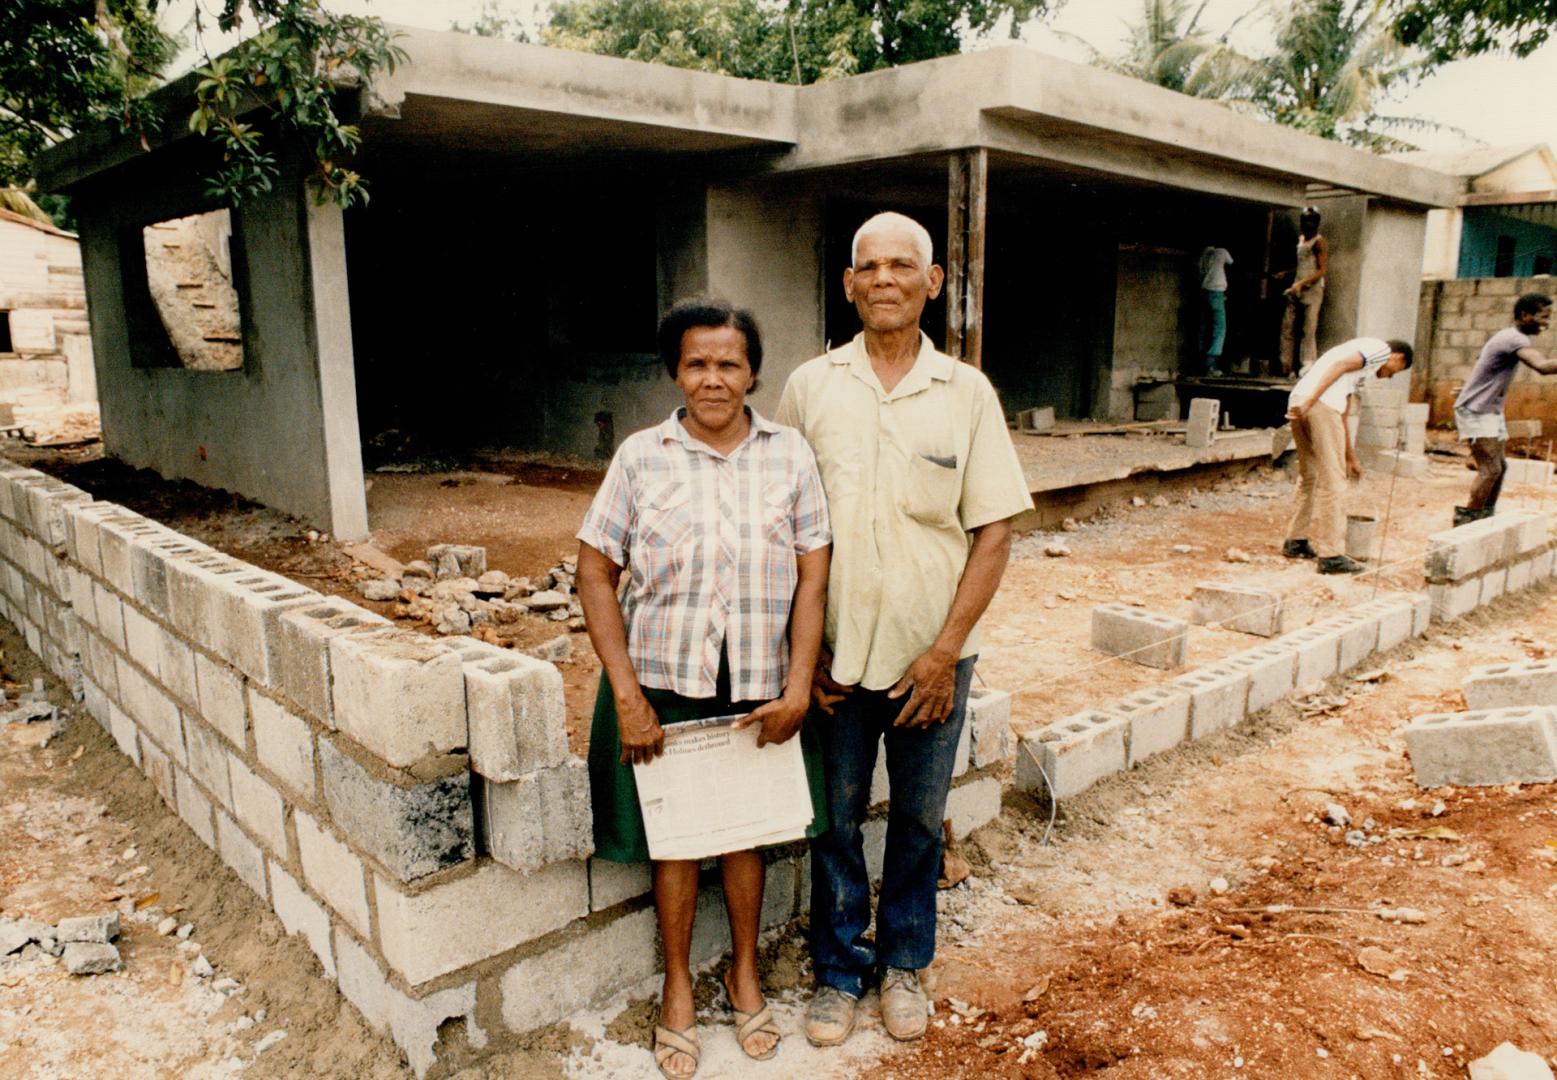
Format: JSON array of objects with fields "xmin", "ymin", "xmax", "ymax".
[
  {"xmin": 879, "ymin": 968, "xmax": 929, "ymax": 1042},
  {"xmin": 804, "ymin": 986, "xmax": 857, "ymax": 1047},
  {"xmin": 1282, "ymin": 539, "xmax": 1317, "ymax": 559},
  {"xmin": 1453, "ymin": 505, "xmax": 1476, "ymax": 528},
  {"xmin": 1317, "ymin": 554, "xmax": 1365, "ymax": 575}
]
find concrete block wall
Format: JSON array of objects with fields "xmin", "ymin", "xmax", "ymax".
[
  {"xmin": 1417, "ymin": 276, "xmax": 1557, "ymax": 427},
  {"xmin": 1424, "ymin": 510, "xmax": 1557, "ymax": 620},
  {"xmin": 0, "ymin": 460, "xmax": 1010, "ymax": 1075},
  {"xmin": 1015, "ymin": 591, "xmax": 1431, "ymax": 804}
]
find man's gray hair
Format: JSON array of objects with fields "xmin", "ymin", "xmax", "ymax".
[{"xmin": 851, "ymin": 212, "xmax": 934, "ymax": 268}]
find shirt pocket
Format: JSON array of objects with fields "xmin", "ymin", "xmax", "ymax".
[
  {"xmin": 901, "ymin": 451, "xmax": 961, "ymax": 527},
  {"xmin": 636, "ymin": 479, "xmax": 694, "ymax": 554},
  {"xmin": 762, "ymin": 481, "xmax": 796, "ymax": 549}
]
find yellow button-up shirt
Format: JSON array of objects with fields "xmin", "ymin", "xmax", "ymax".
[{"xmin": 775, "ymin": 333, "xmax": 1034, "ymax": 691}]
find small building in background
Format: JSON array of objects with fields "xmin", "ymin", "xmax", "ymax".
[
  {"xmin": 0, "ymin": 206, "xmax": 97, "ymax": 420},
  {"xmin": 1398, "ymin": 144, "xmax": 1557, "ymax": 280}
]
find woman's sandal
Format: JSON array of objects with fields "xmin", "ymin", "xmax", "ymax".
[
  {"xmin": 724, "ymin": 976, "xmax": 782, "ymax": 1061},
  {"xmin": 653, "ymin": 1023, "xmax": 700, "ymax": 1080}
]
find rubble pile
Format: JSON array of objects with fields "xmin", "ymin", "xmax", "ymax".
[{"xmin": 353, "ymin": 544, "xmax": 585, "ymax": 650}]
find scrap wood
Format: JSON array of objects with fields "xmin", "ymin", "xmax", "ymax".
[{"xmin": 1230, "ymin": 904, "xmax": 1428, "ymax": 924}]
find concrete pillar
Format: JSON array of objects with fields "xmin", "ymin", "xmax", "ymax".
[{"xmin": 1311, "ymin": 196, "xmax": 1428, "ymax": 349}]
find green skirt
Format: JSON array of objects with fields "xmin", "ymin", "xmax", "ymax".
[{"xmin": 588, "ymin": 669, "xmax": 829, "ymax": 864}]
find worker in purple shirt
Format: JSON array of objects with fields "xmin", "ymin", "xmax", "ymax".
[{"xmin": 1453, "ymin": 293, "xmax": 1556, "ymax": 526}]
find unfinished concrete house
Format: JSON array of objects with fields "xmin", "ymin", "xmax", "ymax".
[
  {"xmin": 39, "ymin": 29, "xmax": 1459, "ymax": 541},
  {"xmin": 0, "ymin": 208, "xmax": 96, "ymax": 418}
]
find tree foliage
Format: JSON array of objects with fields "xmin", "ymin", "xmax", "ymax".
[
  {"xmin": 0, "ymin": 0, "xmax": 404, "ymax": 208},
  {"xmin": 541, "ymin": 0, "xmax": 1056, "ymax": 84},
  {"xmin": 1392, "ymin": 0, "xmax": 1557, "ymax": 62},
  {"xmin": 1061, "ymin": 0, "xmax": 1250, "ymax": 95}
]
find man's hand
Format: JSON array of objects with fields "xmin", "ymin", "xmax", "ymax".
[
  {"xmin": 810, "ymin": 647, "xmax": 850, "ymax": 715},
  {"xmin": 735, "ymin": 692, "xmax": 807, "ymax": 748},
  {"xmin": 1346, "ymin": 453, "xmax": 1363, "ymax": 480},
  {"xmin": 887, "ymin": 646, "xmax": 958, "ymax": 728},
  {"xmin": 616, "ymin": 691, "xmax": 665, "ymax": 765},
  {"xmin": 1287, "ymin": 400, "xmax": 1312, "ymax": 422},
  {"xmin": 1284, "ymin": 284, "xmax": 1301, "ymax": 299}
]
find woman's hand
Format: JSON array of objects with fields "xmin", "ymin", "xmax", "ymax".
[
  {"xmin": 617, "ymin": 690, "xmax": 665, "ymax": 765},
  {"xmin": 736, "ymin": 691, "xmax": 808, "ymax": 748}
]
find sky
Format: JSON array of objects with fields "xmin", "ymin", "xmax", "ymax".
[{"xmin": 162, "ymin": 0, "xmax": 1557, "ymax": 157}]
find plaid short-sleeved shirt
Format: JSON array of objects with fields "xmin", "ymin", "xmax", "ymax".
[{"xmin": 577, "ymin": 408, "xmax": 831, "ymax": 701}]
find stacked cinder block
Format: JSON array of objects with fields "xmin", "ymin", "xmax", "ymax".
[
  {"xmin": 1503, "ymin": 457, "xmax": 1555, "ymax": 487},
  {"xmin": 1462, "ymin": 659, "xmax": 1557, "ymax": 710},
  {"xmin": 1015, "ymin": 589, "xmax": 1434, "ymax": 804},
  {"xmin": 1354, "ymin": 376, "xmax": 1429, "ymax": 477},
  {"xmin": 1189, "ymin": 582, "xmax": 1282, "ymax": 637},
  {"xmin": 0, "ymin": 463, "xmax": 1012, "ymax": 1075},
  {"xmin": 1424, "ymin": 510, "xmax": 1557, "ymax": 620},
  {"xmin": 1090, "ymin": 604, "xmax": 1187, "ymax": 669},
  {"xmin": 1402, "ymin": 707, "xmax": 1557, "ymax": 787}
]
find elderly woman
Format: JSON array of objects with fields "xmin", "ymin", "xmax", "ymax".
[{"xmin": 576, "ymin": 298, "xmax": 831, "ymax": 1079}]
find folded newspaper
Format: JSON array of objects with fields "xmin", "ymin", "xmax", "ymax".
[{"xmin": 633, "ymin": 714, "xmax": 812, "ymax": 861}]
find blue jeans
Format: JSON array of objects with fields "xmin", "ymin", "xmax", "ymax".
[
  {"xmin": 808, "ymin": 656, "xmax": 976, "ymax": 997},
  {"xmin": 1201, "ymin": 289, "xmax": 1226, "ymax": 369}
]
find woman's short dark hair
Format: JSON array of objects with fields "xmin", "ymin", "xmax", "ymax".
[
  {"xmin": 657, "ymin": 298, "xmax": 763, "ymax": 381},
  {"xmin": 1386, "ymin": 338, "xmax": 1414, "ymax": 368}
]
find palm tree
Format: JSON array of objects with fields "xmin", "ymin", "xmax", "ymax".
[
  {"xmin": 1232, "ymin": 0, "xmax": 1434, "ymax": 151},
  {"xmin": 1062, "ymin": 0, "xmax": 1254, "ymax": 96}
]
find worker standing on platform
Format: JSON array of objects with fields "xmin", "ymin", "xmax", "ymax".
[
  {"xmin": 1276, "ymin": 208, "xmax": 1328, "ymax": 377},
  {"xmin": 1282, "ymin": 336, "xmax": 1413, "ymax": 574},
  {"xmin": 1198, "ymin": 242, "xmax": 1234, "ymax": 377}
]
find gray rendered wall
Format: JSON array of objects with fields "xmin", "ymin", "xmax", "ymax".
[{"xmin": 75, "ymin": 164, "xmax": 368, "ymax": 540}]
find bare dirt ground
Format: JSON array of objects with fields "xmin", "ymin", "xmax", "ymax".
[{"xmin": 4, "ymin": 434, "xmax": 1557, "ymax": 1077}]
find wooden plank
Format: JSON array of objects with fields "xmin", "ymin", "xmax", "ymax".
[{"xmin": 945, "ymin": 148, "xmax": 988, "ymax": 368}]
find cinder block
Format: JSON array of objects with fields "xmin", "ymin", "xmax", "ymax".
[
  {"xmin": 1014, "ymin": 709, "xmax": 1127, "ymax": 800},
  {"xmin": 479, "ymin": 773, "xmax": 543, "ymax": 872},
  {"xmin": 249, "ymin": 689, "xmax": 317, "ymax": 802},
  {"xmin": 1190, "ymin": 582, "xmax": 1283, "ymax": 637},
  {"xmin": 96, "ymin": 514, "xmax": 155, "ymax": 596},
  {"xmin": 268, "ymin": 861, "xmax": 335, "ymax": 977},
  {"xmin": 1370, "ymin": 449, "xmax": 1429, "ymax": 478},
  {"xmin": 121, "ymin": 604, "xmax": 161, "ymax": 675},
  {"xmin": 538, "ymin": 759, "xmax": 594, "ymax": 865},
  {"xmin": 1222, "ymin": 643, "xmax": 1297, "ymax": 713},
  {"xmin": 215, "ymin": 810, "xmax": 268, "ymax": 901},
  {"xmin": 272, "ymin": 598, "xmax": 391, "ymax": 727},
  {"xmin": 330, "ymin": 630, "xmax": 467, "ymax": 768},
  {"xmin": 1355, "ymin": 594, "xmax": 1419, "ymax": 652},
  {"xmin": 130, "ymin": 531, "xmax": 208, "ymax": 620},
  {"xmin": 65, "ymin": 502, "xmax": 121, "ymax": 575},
  {"xmin": 1402, "ymin": 402, "xmax": 1430, "ymax": 426},
  {"xmin": 1503, "ymin": 511, "xmax": 1552, "ymax": 557},
  {"xmin": 1174, "ymin": 664, "xmax": 1251, "ymax": 738},
  {"xmin": 333, "ymin": 928, "xmax": 483, "ymax": 1080},
  {"xmin": 945, "ymin": 774, "xmax": 1002, "ymax": 839},
  {"xmin": 1309, "ymin": 613, "xmax": 1380, "ymax": 672},
  {"xmin": 140, "ymin": 734, "xmax": 174, "ymax": 809},
  {"xmin": 1430, "ymin": 577, "xmax": 1482, "ymax": 621},
  {"xmin": 1425, "ymin": 519, "xmax": 1506, "ymax": 583},
  {"xmin": 1503, "ymin": 458, "xmax": 1555, "ymax": 487},
  {"xmin": 1186, "ymin": 397, "xmax": 1219, "ymax": 448},
  {"xmin": 588, "ymin": 857, "xmax": 652, "ymax": 912},
  {"xmin": 1480, "ymin": 567, "xmax": 1508, "ymax": 605},
  {"xmin": 156, "ymin": 634, "xmax": 198, "ymax": 708},
  {"xmin": 183, "ymin": 718, "xmax": 233, "ymax": 810},
  {"xmin": 108, "ymin": 703, "xmax": 140, "ymax": 766},
  {"xmin": 25, "ymin": 482, "xmax": 91, "ymax": 549},
  {"xmin": 1408, "ymin": 591, "xmax": 1432, "ymax": 636},
  {"xmin": 174, "ymin": 767, "xmax": 215, "ymax": 848},
  {"xmin": 194, "ymin": 652, "xmax": 247, "ymax": 748},
  {"xmin": 464, "ymin": 651, "xmax": 569, "ymax": 782},
  {"xmin": 1506, "ymin": 418, "xmax": 1543, "ymax": 439},
  {"xmin": 373, "ymin": 859, "xmax": 589, "ymax": 986},
  {"xmin": 1403, "ymin": 707, "xmax": 1557, "ymax": 787},
  {"xmin": 1016, "ymin": 406, "xmax": 1055, "ymax": 433},
  {"xmin": 1463, "ymin": 659, "xmax": 1557, "ymax": 710},
  {"xmin": 229, "ymin": 754, "xmax": 288, "ymax": 859},
  {"xmin": 117, "ymin": 655, "xmax": 183, "ymax": 762},
  {"xmin": 1535, "ymin": 546, "xmax": 1557, "ymax": 581},
  {"xmin": 1355, "ymin": 424, "xmax": 1399, "ymax": 449},
  {"xmin": 317, "ymin": 737, "xmax": 473, "ymax": 882},
  {"xmin": 294, "ymin": 810, "xmax": 372, "ymax": 937},
  {"xmin": 1508, "ymin": 557, "xmax": 1535, "ymax": 593},
  {"xmin": 499, "ymin": 905, "xmax": 657, "ymax": 1034},
  {"xmin": 966, "ymin": 686, "xmax": 1012, "ymax": 767},
  {"xmin": 167, "ymin": 554, "xmax": 316, "ymax": 685},
  {"xmin": 1113, "ymin": 685, "xmax": 1190, "ymax": 765},
  {"xmin": 1090, "ymin": 604, "xmax": 1187, "ymax": 669},
  {"xmin": 93, "ymin": 582, "xmax": 125, "ymax": 650}
]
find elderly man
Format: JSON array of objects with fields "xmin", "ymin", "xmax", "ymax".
[{"xmin": 776, "ymin": 212, "xmax": 1033, "ymax": 1047}]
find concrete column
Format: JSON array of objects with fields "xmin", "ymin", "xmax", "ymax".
[{"xmin": 300, "ymin": 198, "xmax": 369, "ymax": 542}]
